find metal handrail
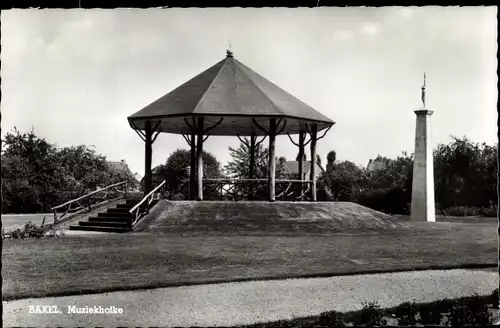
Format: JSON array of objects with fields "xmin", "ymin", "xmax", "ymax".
[
  {"xmin": 129, "ymin": 180, "xmax": 166, "ymax": 228},
  {"xmin": 51, "ymin": 181, "xmax": 128, "ymax": 225}
]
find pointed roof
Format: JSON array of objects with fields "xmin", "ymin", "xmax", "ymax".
[{"xmin": 128, "ymin": 50, "xmax": 334, "ymax": 136}]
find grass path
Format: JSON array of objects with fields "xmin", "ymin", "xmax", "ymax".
[
  {"xmin": 3, "ymin": 269, "xmax": 498, "ymax": 327},
  {"xmin": 2, "ymin": 221, "xmax": 496, "ymax": 301}
]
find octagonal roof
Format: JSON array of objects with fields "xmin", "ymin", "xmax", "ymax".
[{"xmin": 127, "ymin": 50, "xmax": 334, "ymax": 136}]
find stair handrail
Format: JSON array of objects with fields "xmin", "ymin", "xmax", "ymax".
[
  {"xmin": 51, "ymin": 181, "xmax": 128, "ymax": 225},
  {"xmin": 129, "ymin": 180, "xmax": 166, "ymax": 227}
]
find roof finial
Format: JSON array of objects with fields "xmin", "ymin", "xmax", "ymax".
[
  {"xmin": 421, "ymin": 72, "xmax": 427, "ymax": 108},
  {"xmin": 226, "ymin": 48, "xmax": 233, "ymax": 58}
]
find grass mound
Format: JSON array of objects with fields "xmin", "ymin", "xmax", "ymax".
[{"xmin": 135, "ymin": 201, "xmax": 407, "ymax": 234}]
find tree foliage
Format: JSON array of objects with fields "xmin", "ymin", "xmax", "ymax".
[
  {"xmin": 434, "ymin": 136, "xmax": 497, "ymax": 209},
  {"xmin": 320, "ymin": 137, "xmax": 497, "ymax": 215},
  {"xmin": 225, "ymin": 137, "xmax": 269, "ymax": 179},
  {"xmin": 1, "ymin": 128, "xmax": 137, "ymax": 213},
  {"xmin": 160, "ymin": 148, "xmax": 222, "ymax": 199},
  {"xmin": 225, "ymin": 138, "xmax": 288, "ymax": 179}
]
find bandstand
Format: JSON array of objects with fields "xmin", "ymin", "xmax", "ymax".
[{"xmin": 127, "ymin": 50, "xmax": 335, "ymax": 202}]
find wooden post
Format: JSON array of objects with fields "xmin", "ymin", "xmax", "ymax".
[
  {"xmin": 309, "ymin": 124, "xmax": 318, "ymax": 202},
  {"xmin": 249, "ymin": 134, "xmax": 256, "ymax": 200},
  {"xmin": 190, "ymin": 133, "xmax": 196, "ymax": 200},
  {"xmin": 268, "ymin": 119, "xmax": 277, "ymax": 202},
  {"xmin": 144, "ymin": 121, "xmax": 153, "ymax": 197},
  {"xmin": 298, "ymin": 131, "xmax": 305, "ymax": 198},
  {"xmin": 298, "ymin": 132, "xmax": 305, "ymax": 180},
  {"xmin": 196, "ymin": 117, "xmax": 205, "ymax": 201}
]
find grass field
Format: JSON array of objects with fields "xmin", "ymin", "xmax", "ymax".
[
  {"xmin": 2, "ymin": 217, "xmax": 496, "ymax": 301},
  {"xmin": 1, "ymin": 213, "xmax": 53, "ymax": 231}
]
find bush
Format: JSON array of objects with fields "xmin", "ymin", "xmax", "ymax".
[
  {"xmin": 358, "ymin": 186, "xmax": 410, "ymax": 215},
  {"xmin": 171, "ymin": 193, "xmax": 186, "ymax": 201},
  {"xmin": 419, "ymin": 304, "xmax": 444, "ymax": 326},
  {"xmin": 447, "ymin": 295, "xmax": 492, "ymax": 326},
  {"xmin": 313, "ymin": 310, "xmax": 346, "ymax": 327},
  {"xmin": 479, "ymin": 204, "xmax": 498, "ymax": 217},
  {"xmin": 358, "ymin": 301, "xmax": 386, "ymax": 327},
  {"xmin": 394, "ymin": 302, "xmax": 418, "ymax": 326},
  {"xmin": 489, "ymin": 288, "xmax": 499, "ymax": 308},
  {"xmin": 442, "ymin": 206, "xmax": 481, "ymax": 216},
  {"xmin": 2, "ymin": 221, "xmax": 46, "ymax": 239}
]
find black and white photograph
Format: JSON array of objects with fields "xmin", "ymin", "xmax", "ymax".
[{"xmin": 1, "ymin": 6, "xmax": 498, "ymax": 327}]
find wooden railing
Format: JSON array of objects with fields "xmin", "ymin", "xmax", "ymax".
[
  {"xmin": 203, "ymin": 178, "xmax": 313, "ymax": 201},
  {"xmin": 129, "ymin": 180, "xmax": 167, "ymax": 228},
  {"xmin": 51, "ymin": 181, "xmax": 128, "ymax": 225}
]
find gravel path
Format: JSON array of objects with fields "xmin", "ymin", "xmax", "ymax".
[{"xmin": 3, "ymin": 269, "xmax": 497, "ymax": 327}]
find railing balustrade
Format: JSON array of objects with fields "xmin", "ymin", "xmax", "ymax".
[
  {"xmin": 203, "ymin": 178, "xmax": 313, "ymax": 201},
  {"xmin": 129, "ymin": 180, "xmax": 167, "ymax": 229},
  {"xmin": 51, "ymin": 181, "xmax": 129, "ymax": 225}
]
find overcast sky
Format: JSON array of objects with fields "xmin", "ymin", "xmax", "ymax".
[{"xmin": 1, "ymin": 7, "xmax": 497, "ymax": 175}]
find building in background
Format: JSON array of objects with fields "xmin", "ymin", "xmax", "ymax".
[
  {"xmin": 366, "ymin": 156, "xmax": 389, "ymax": 172},
  {"xmin": 107, "ymin": 159, "xmax": 140, "ymax": 189},
  {"xmin": 283, "ymin": 160, "xmax": 324, "ymax": 180}
]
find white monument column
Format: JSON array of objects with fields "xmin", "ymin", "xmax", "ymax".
[{"xmin": 411, "ymin": 73, "xmax": 435, "ymax": 222}]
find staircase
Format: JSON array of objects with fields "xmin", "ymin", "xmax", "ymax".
[{"xmin": 69, "ymin": 199, "xmax": 139, "ymax": 233}]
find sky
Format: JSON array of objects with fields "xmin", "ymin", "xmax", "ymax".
[{"xmin": 1, "ymin": 7, "xmax": 497, "ymax": 176}]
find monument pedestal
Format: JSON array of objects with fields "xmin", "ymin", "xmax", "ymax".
[{"xmin": 410, "ymin": 109, "xmax": 435, "ymax": 222}]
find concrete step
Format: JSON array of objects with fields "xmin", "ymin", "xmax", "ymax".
[
  {"xmin": 107, "ymin": 208, "xmax": 131, "ymax": 214},
  {"xmin": 69, "ymin": 225, "xmax": 130, "ymax": 233},
  {"xmin": 116, "ymin": 204, "xmax": 135, "ymax": 209},
  {"xmin": 126, "ymin": 199, "xmax": 141, "ymax": 206},
  {"xmin": 79, "ymin": 221, "xmax": 129, "ymax": 228},
  {"xmin": 98, "ymin": 212, "xmax": 131, "ymax": 218},
  {"xmin": 89, "ymin": 216, "xmax": 129, "ymax": 223}
]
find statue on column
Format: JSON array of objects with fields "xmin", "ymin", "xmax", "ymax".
[{"xmin": 421, "ymin": 72, "xmax": 426, "ymax": 108}]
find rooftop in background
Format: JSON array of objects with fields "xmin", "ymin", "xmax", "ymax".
[
  {"xmin": 284, "ymin": 160, "xmax": 324, "ymax": 178},
  {"xmin": 107, "ymin": 159, "xmax": 138, "ymax": 181},
  {"xmin": 128, "ymin": 50, "xmax": 335, "ymax": 136}
]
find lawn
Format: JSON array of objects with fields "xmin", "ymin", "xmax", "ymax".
[
  {"xmin": 1, "ymin": 213, "xmax": 53, "ymax": 231},
  {"xmin": 2, "ymin": 221, "xmax": 496, "ymax": 301}
]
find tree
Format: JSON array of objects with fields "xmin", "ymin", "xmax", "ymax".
[
  {"xmin": 162, "ymin": 149, "xmax": 222, "ymax": 199},
  {"xmin": 433, "ymin": 136, "xmax": 497, "ymax": 209},
  {"xmin": 327, "ymin": 150, "xmax": 336, "ymax": 164},
  {"xmin": 225, "ymin": 138, "xmax": 288, "ymax": 179},
  {"xmin": 1, "ymin": 127, "xmax": 135, "ymax": 213},
  {"xmin": 360, "ymin": 152, "xmax": 414, "ymax": 214},
  {"xmin": 56, "ymin": 145, "xmax": 110, "ymax": 192},
  {"xmin": 225, "ymin": 137, "xmax": 269, "ymax": 179},
  {"xmin": 323, "ymin": 160, "xmax": 368, "ymax": 202},
  {"xmin": 326, "ymin": 150, "xmax": 336, "ymax": 173},
  {"xmin": 2, "ymin": 128, "xmax": 65, "ymax": 212},
  {"xmin": 106, "ymin": 163, "xmax": 139, "ymax": 189},
  {"xmin": 296, "ymin": 152, "xmax": 306, "ymax": 162}
]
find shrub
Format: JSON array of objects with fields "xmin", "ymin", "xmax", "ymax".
[
  {"xmin": 447, "ymin": 295, "xmax": 492, "ymax": 326},
  {"xmin": 442, "ymin": 206, "xmax": 481, "ymax": 217},
  {"xmin": 394, "ymin": 302, "xmax": 418, "ymax": 326},
  {"xmin": 479, "ymin": 204, "xmax": 498, "ymax": 217},
  {"xmin": 23, "ymin": 221, "xmax": 46, "ymax": 238},
  {"xmin": 2, "ymin": 221, "xmax": 46, "ymax": 239},
  {"xmin": 419, "ymin": 304, "xmax": 444, "ymax": 326},
  {"xmin": 465, "ymin": 295, "xmax": 492, "ymax": 325},
  {"xmin": 171, "ymin": 193, "xmax": 186, "ymax": 201},
  {"xmin": 358, "ymin": 301, "xmax": 386, "ymax": 327},
  {"xmin": 489, "ymin": 288, "xmax": 499, "ymax": 309},
  {"xmin": 358, "ymin": 186, "xmax": 410, "ymax": 215},
  {"xmin": 313, "ymin": 310, "xmax": 346, "ymax": 327}
]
